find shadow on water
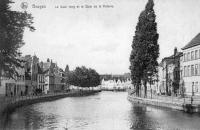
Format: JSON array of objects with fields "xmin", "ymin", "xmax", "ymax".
[{"xmin": 0, "ymin": 105, "xmax": 60, "ymax": 130}]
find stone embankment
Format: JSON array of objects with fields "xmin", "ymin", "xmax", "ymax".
[
  {"xmin": 128, "ymin": 94, "xmax": 200, "ymax": 113},
  {"xmin": 0, "ymin": 90, "xmax": 101, "ymax": 116}
]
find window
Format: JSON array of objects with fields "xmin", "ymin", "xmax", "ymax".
[
  {"xmin": 184, "ymin": 66, "xmax": 186, "ymax": 77},
  {"xmin": 195, "ymin": 82, "xmax": 198, "ymax": 92},
  {"xmin": 187, "ymin": 65, "xmax": 190, "ymax": 76},
  {"xmin": 180, "ymin": 70, "xmax": 183, "ymax": 79},
  {"xmin": 199, "ymin": 64, "xmax": 200, "ymax": 75},
  {"xmin": 175, "ymin": 71, "xmax": 179, "ymax": 79},
  {"xmin": 191, "ymin": 51, "xmax": 194, "ymax": 60},
  {"xmin": 195, "ymin": 64, "xmax": 198, "ymax": 75},
  {"xmin": 162, "ymin": 70, "xmax": 164, "ymax": 78},
  {"xmin": 187, "ymin": 52, "xmax": 190, "ymax": 61},
  {"xmin": 191, "ymin": 65, "xmax": 194, "ymax": 76},
  {"xmin": 199, "ymin": 50, "xmax": 200, "ymax": 59},
  {"xmin": 184, "ymin": 53, "xmax": 186, "ymax": 62},
  {"xmin": 195, "ymin": 50, "xmax": 198, "ymax": 59}
]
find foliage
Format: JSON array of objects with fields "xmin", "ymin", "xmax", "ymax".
[
  {"xmin": 34, "ymin": 88, "xmax": 42, "ymax": 95},
  {"xmin": 67, "ymin": 66, "xmax": 101, "ymax": 87},
  {"xmin": 129, "ymin": 0, "xmax": 159, "ymax": 97},
  {"xmin": 0, "ymin": 0, "xmax": 35, "ymax": 79}
]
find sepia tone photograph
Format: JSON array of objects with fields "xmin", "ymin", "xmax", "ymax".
[{"xmin": 1, "ymin": 0, "xmax": 200, "ymax": 129}]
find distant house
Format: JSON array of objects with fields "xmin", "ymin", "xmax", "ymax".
[
  {"xmin": 24, "ymin": 55, "xmax": 39, "ymax": 95},
  {"xmin": 159, "ymin": 48, "xmax": 182, "ymax": 96},
  {"xmin": 37, "ymin": 63, "xmax": 46, "ymax": 94},
  {"xmin": 43, "ymin": 60, "xmax": 55, "ymax": 93},
  {"xmin": 43, "ymin": 59, "xmax": 64, "ymax": 93},
  {"xmin": 181, "ymin": 33, "xmax": 200, "ymax": 96}
]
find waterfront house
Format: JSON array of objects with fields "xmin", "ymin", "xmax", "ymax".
[
  {"xmin": 24, "ymin": 55, "xmax": 39, "ymax": 95},
  {"xmin": 59, "ymin": 68, "xmax": 69, "ymax": 91},
  {"xmin": 181, "ymin": 33, "xmax": 200, "ymax": 96},
  {"xmin": 0, "ymin": 55, "xmax": 41, "ymax": 97},
  {"xmin": 0, "ymin": 59, "xmax": 26, "ymax": 97},
  {"xmin": 37, "ymin": 63, "xmax": 46, "ymax": 94},
  {"xmin": 53, "ymin": 66, "xmax": 64, "ymax": 92},
  {"xmin": 43, "ymin": 59, "xmax": 55, "ymax": 93},
  {"xmin": 159, "ymin": 48, "xmax": 182, "ymax": 96},
  {"xmin": 43, "ymin": 59, "xmax": 64, "ymax": 93}
]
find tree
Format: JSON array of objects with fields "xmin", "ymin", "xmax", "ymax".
[
  {"xmin": 0, "ymin": 0, "xmax": 35, "ymax": 79},
  {"xmin": 130, "ymin": 0, "xmax": 159, "ymax": 97},
  {"xmin": 67, "ymin": 66, "xmax": 100, "ymax": 87}
]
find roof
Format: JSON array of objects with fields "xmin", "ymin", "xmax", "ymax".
[
  {"xmin": 162, "ymin": 52, "xmax": 182, "ymax": 61},
  {"xmin": 182, "ymin": 33, "xmax": 200, "ymax": 50},
  {"xmin": 160, "ymin": 52, "xmax": 182, "ymax": 66}
]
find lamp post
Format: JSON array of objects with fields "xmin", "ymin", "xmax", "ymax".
[{"xmin": 192, "ymin": 82, "xmax": 194, "ymax": 96}]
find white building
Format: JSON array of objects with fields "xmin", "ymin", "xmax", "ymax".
[
  {"xmin": 181, "ymin": 33, "xmax": 200, "ymax": 96},
  {"xmin": 37, "ymin": 64, "xmax": 46, "ymax": 94}
]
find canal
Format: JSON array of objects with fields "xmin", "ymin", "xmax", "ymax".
[{"xmin": 1, "ymin": 91, "xmax": 200, "ymax": 130}]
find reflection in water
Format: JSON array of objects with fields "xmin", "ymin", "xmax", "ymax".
[
  {"xmin": 1, "ymin": 92, "xmax": 200, "ymax": 130},
  {"xmin": 129, "ymin": 105, "xmax": 157, "ymax": 130}
]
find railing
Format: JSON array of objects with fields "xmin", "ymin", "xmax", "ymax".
[
  {"xmin": 0, "ymin": 92, "xmax": 71, "ymax": 114},
  {"xmin": 0, "ymin": 89, "xmax": 101, "ymax": 114}
]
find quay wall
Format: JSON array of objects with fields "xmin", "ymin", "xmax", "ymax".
[
  {"xmin": 128, "ymin": 95, "xmax": 200, "ymax": 113},
  {"xmin": 0, "ymin": 90, "xmax": 101, "ymax": 116}
]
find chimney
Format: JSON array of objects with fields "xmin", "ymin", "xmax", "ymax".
[
  {"xmin": 40, "ymin": 61, "xmax": 43, "ymax": 69},
  {"xmin": 174, "ymin": 47, "xmax": 177, "ymax": 56}
]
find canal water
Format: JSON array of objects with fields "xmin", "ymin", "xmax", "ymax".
[{"xmin": 1, "ymin": 91, "xmax": 200, "ymax": 130}]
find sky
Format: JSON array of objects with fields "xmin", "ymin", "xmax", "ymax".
[{"xmin": 12, "ymin": 0, "xmax": 200, "ymax": 74}]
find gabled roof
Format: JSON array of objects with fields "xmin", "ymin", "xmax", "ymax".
[
  {"xmin": 161, "ymin": 52, "xmax": 182, "ymax": 61},
  {"xmin": 160, "ymin": 52, "xmax": 183, "ymax": 66},
  {"xmin": 182, "ymin": 33, "xmax": 200, "ymax": 50}
]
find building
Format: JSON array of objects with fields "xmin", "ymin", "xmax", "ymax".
[
  {"xmin": 37, "ymin": 63, "xmax": 46, "ymax": 94},
  {"xmin": 43, "ymin": 59, "xmax": 65, "ymax": 93},
  {"xmin": 0, "ymin": 59, "xmax": 26, "ymax": 97},
  {"xmin": 0, "ymin": 55, "xmax": 68, "ymax": 96},
  {"xmin": 53, "ymin": 66, "xmax": 64, "ymax": 92},
  {"xmin": 181, "ymin": 33, "xmax": 200, "ymax": 96},
  {"xmin": 43, "ymin": 59, "xmax": 55, "ymax": 93},
  {"xmin": 0, "ymin": 55, "xmax": 41, "ymax": 97},
  {"xmin": 24, "ymin": 55, "xmax": 39, "ymax": 95},
  {"xmin": 159, "ymin": 48, "xmax": 182, "ymax": 96},
  {"xmin": 59, "ymin": 68, "xmax": 69, "ymax": 91}
]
